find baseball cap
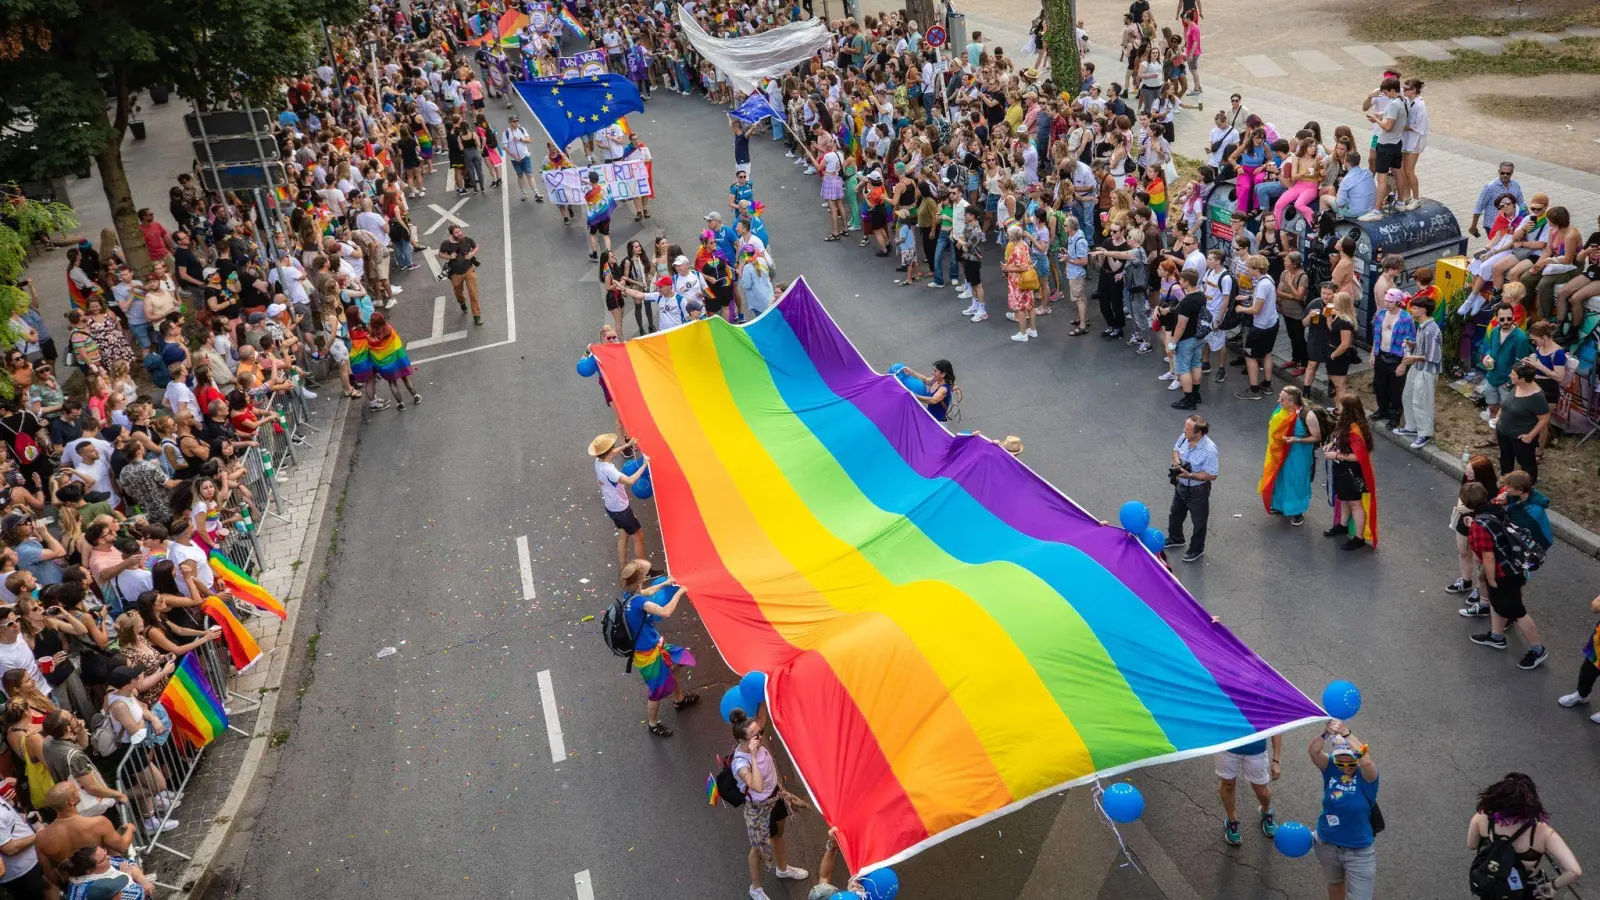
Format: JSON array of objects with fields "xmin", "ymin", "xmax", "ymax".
[
  {"xmin": 107, "ymin": 666, "xmax": 141, "ymax": 689},
  {"xmin": 704, "ymin": 211, "xmax": 723, "ymax": 221},
  {"xmin": 672, "ymin": 255, "xmax": 689, "ymax": 266},
  {"xmin": 247, "ymin": 312, "xmax": 267, "ymax": 324},
  {"xmin": 266, "ymin": 302, "xmax": 286, "ymax": 317}
]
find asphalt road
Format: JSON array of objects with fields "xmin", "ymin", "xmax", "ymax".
[{"xmin": 200, "ymin": 89, "xmax": 1600, "ymax": 900}]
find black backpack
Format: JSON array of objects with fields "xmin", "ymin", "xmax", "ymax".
[
  {"xmin": 1474, "ymin": 507, "xmax": 1547, "ymax": 576},
  {"xmin": 599, "ymin": 596, "xmax": 636, "ymax": 672},
  {"xmin": 1469, "ymin": 820, "xmax": 1533, "ymax": 900},
  {"xmin": 712, "ymin": 746, "xmax": 748, "ymax": 808}
]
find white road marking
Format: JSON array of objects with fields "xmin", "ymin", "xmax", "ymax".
[
  {"xmin": 516, "ymin": 535, "xmax": 537, "ymax": 600},
  {"xmin": 412, "ymin": 154, "xmax": 518, "ymax": 366},
  {"xmin": 1392, "ymin": 39, "xmax": 1451, "ymax": 60},
  {"xmin": 407, "ymin": 296, "xmax": 469, "ymax": 349},
  {"xmin": 539, "ymin": 669, "xmax": 566, "ymax": 763},
  {"xmin": 421, "ymin": 246, "xmax": 442, "ymax": 279},
  {"xmin": 424, "ymin": 197, "xmax": 470, "ymax": 234},
  {"xmin": 573, "ymin": 870, "xmax": 595, "ymax": 900},
  {"xmin": 1288, "ymin": 49, "xmax": 1342, "ymax": 73}
]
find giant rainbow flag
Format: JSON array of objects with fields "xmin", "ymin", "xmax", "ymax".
[{"xmin": 590, "ymin": 278, "xmax": 1325, "ymax": 873}]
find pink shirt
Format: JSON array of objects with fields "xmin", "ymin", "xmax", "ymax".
[
  {"xmin": 466, "ymin": 80, "xmax": 484, "ymax": 101},
  {"xmin": 1185, "ymin": 22, "xmax": 1202, "ymax": 58}
]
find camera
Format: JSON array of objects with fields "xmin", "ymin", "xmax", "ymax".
[{"xmin": 1168, "ymin": 465, "xmax": 1188, "ymax": 486}]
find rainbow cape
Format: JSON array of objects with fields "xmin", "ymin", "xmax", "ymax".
[
  {"xmin": 203, "ymin": 596, "xmax": 264, "ymax": 672},
  {"xmin": 585, "ymin": 180, "xmax": 615, "ymax": 228},
  {"xmin": 1146, "ymin": 175, "xmax": 1168, "ymax": 229},
  {"xmin": 209, "ymin": 551, "xmax": 288, "ymax": 620},
  {"xmin": 590, "ymin": 278, "xmax": 1324, "ymax": 873},
  {"xmin": 160, "ymin": 653, "xmax": 228, "ymax": 748},
  {"xmin": 1257, "ymin": 405, "xmax": 1297, "ymax": 513},
  {"xmin": 349, "ymin": 329, "xmax": 375, "ymax": 383},
  {"xmin": 469, "ymin": 9, "xmax": 530, "ymax": 46},
  {"xmin": 1328, "ymin": 430, "xmax": 1379, "ymax": 547},
  {"xmin": 370, "ymin": 328, "xmax": 413, "ymax": 382}
]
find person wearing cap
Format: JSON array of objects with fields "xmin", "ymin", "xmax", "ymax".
[
  {"xmin": 1368, "ymin": 286, "xmax": 1415, "ymax": 425},
  {"xmin": 1308, "ymin": 719, "xmax": 1379, "ymax": 900},
  {"xmin": 705, "ymin": 211, "xmax": 739, "ymax": 270},
  {"xmin": 102, "ymin": 664, "xmax": 181, "ymax": 834},
  {"xmin": 501, "ymin": 115, "xmax": 543, "ymax": 202},
  {"xmin": 589, "ymin": 434, "xmax": 650, "ymax": 570}
]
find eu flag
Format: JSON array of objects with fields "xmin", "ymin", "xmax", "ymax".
[
  {"xmin": 514, "ymin": 74, "xmax": 644, "ymax": 150},
  {"xmin": 729, "ymin": 93, "xmax": 781, "ymax": 126}
]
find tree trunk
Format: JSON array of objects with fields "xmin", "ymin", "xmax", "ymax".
[
  {"xmin": 1046, "ymin": 0, "xmax": 1080, "ymax": 94},
  {"xmin": 904, "ymin": 0, "xmax": 936, "ymax": 34},
  {"xmin": 97, "ymin": 72, "xmax": 149, "ymax": 274}
]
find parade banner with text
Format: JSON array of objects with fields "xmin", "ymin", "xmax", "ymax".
[
  {"xmin": 541, "ymin": 159, "xmax": 654, "ymax": 206},
  {"xmin": 558, "ymin": 48, "xmax": 608, "ymax": 78}
]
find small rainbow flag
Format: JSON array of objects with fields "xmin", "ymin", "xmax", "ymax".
[
  {"xmin": 705, "ymin": 772, "xmax": 720, "ymax": 806},
  {"xmin": 273, "ymin": 186, "xmax": 291, "ymax": 203},
  {"xmin": 160, "ymin": 653, "xmax": 228, "ymax": 748},
  {"xmin": 558, "ymin": 3, "xmax": 586, "ymax": 39},
  {"xmin": 203, "ymin": 596, "xmax": 264, "ymax": 673},
  {"xmin": 208, "ymin": 551, "xmax": 287, "ymax": 620}
]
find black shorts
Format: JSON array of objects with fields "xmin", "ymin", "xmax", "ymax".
[
  {"xmin": 1244, "ymin": 323, "xmax": 1280, "ymax": 359},
  {"xmin": 1488, "ymin": 574, "xmax": 1528, "ymax": 622},
  {"xmin": 1332, "ymin": 461, "xmax": 1367, "ymax": 501},
  {"xmin": 770, "ymin": 796, "xmax": 790, "ymax": 833},
  {"xmin": 473, "ymin": 97, "xmax": 485, "ymax": 110},
  {"xmin": 1325, "ymin": 354, "xmax": 1353, "ymax": 377},
  {"xmin": 605, "ymin": 290, "xmax": 624, "ymax": 312},
  {"xmin": 607, "ymin": 506, "xmax": 642, "ymax": 534},
  {"xmin": 963, "ymin": 261, "xmax": 982, "ymax": 285},
  {"xmin": 589, "ymin": 219, "xmax": 611, "ymax": 236},
  {"xmin": 1373, "ymin": 142, "xmax": 1403, "ymax": 174}
]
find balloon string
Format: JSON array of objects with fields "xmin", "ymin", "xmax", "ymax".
[{"xmin": 1090, "ymin": 779, "xmax": 1146, "ymax": 876}]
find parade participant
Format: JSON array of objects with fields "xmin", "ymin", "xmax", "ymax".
[
  {"xmin": 620, "ymin": 559, "xmax": 696, "ymax": 738},
  {"xmin": 1259, "ymin": 386, "xmax": 1319, "ymax": 526},
  {"xmin": 729, "ymin": 708, "xmax": 809, "ymax": 900},
  {"xmin": 1557, "ymin": 594, "xmax": 1600, "ymax": 723},
  {"xmin": 1215, "ymin": 732, "xmax": 1280, "ymax": 846},
  {"xmin": 364, "ymin": 313, "xmax": 421, "ymax": 411},
  {"xmin": 589, "ymin": 434, "xmax": 649, "ymax": 570},
  {"xmin": 1467, "ymin": 773, "xmax": 1583, "ymax": 896},
  {"xmin": 1308, "ymin": 720, "xmax": 1379, "ymax": 900},
  {"xmin": 501, "ymin": 115, "xmax": 544, "ymax": 202},
  {"xmin": 1323, "ymin": 396, "xmax": 1378, "ymax": 551},
  {"xmin": 1462, "ymin": 481, "xmax": 1548, "ymax": 669},
  {"xmin": 899, "ymin": 361, "xmax": 956, "ymax": 422}
]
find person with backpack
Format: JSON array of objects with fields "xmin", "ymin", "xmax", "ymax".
[
  {"xmin": 728, "ymin": 708, "xmax": 809, "ymax": 900},
  {"xmin": 1500, "ymin": 471, "xmax": 1553, "ymax": 552},
  {"xmin": 1467, "ymin": 773, "xmax": 1583, "ymax": 899},
  {"xmin": 1461, "ymin": 481, "xmax": 1549, "ymax": 669},
  {"xmin": 618, "ymin": 559, "xmax": 697, "ymax": 738},
  {"xmin": 1167, "ymin": 268, "xmax": 1208, "ymax": 410},
  {"xmin": 1308, "ymin": 719, "xmax": 1379, "ymax": 900}
]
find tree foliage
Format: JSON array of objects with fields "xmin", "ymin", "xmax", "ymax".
[
  {"xmin": 0, "ymin": 189, "xmax": 78, "ymax": 397},
  {"xmin": 0, "ymin": 0, "xmax": 363, "ymax": 270}
]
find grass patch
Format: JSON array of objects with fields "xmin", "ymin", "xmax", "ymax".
[
  {"xmin": 1172, "ymin": 153, "xmax": 1203, "ymax": 185},
  {"xmin": 269, "ymin": 728, "xmax": 291, "ymax": 748},
  {"xmin": 1471, "ymin": 90, "xmax": 1600, "ymax": 120},
  {"xmin": 1350, "ymin": 4, "xmax": 1600, "ymax": 41},
  {"xmin": 1398, "ymin": 37, "xmax": 1600, "ymax": 79}
]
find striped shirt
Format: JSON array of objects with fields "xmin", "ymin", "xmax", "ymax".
[
  {"xmin": 1472, "ymin": 178, "xmax": 1524, "ymax": 218},
  {"xmin": 1173, "ymin": 434, "xmax": 1219, "ymax": 486},
  {"xmin": 1410, "ymin": 317, "xmax": 1443, "ymax": 374}
]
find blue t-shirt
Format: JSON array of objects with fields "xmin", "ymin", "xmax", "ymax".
[
  {"xmin": 730, "ymin": 182, "xmax": 755, "ymax": 209},
  {"xmin": 15, "ymin": 540, "xmax": 63, "ymax": 585},
  {"xmin": 625, "ymin": 582, "xmax": 677, "ymax": 652},
  {"xmin": 1228, "ymin": 738, "xmax": 1267, "ymax": 756},
  {"xmin": 1316, "ymin": 762, "xmax": 1378, "ymax": 848}
]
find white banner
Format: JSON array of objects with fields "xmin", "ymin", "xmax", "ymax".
[
  {"xmin": 540, "ymin": 159, "xmax": 655, "ymax": 206},
  {"xmin": 675, "ymin": 7, "xmax": 832, "ymax": 96}
]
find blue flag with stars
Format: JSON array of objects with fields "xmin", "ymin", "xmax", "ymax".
[
  {"xmin": 728, "ymin": 92, "xmax": 781, "ymax": 126},
  {"xmin": 513, "ymin": 74, "xmax": 644, "ymax": 150}
]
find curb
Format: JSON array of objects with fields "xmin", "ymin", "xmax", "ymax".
[
  {"xmin": 175, "ymin": 396, "xmax": 353, "ymax": 895},
  {"xmin": 1265, "ymin": 353, "xmax": 1600, "ymax": 560}
]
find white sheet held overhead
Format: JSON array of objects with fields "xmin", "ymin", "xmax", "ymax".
[{"xmin": 675, "ymin": 7, "xmax": 832, "ymax": 96}]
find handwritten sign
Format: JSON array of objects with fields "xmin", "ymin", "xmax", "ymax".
[{"xmin": 540, "ymin": 159, "xmax": 655, "ymax": 206}]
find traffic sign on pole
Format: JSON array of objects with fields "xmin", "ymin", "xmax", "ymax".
[{"xmin": 925, "ymin": 25, "xmax": 947, "ymax": 48}]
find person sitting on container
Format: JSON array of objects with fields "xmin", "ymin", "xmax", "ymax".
[{"xmin": 1322, "ymin": 151, "xmax": 1376, "ymax": 219}]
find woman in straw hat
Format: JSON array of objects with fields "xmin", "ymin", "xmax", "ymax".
[
  {"xmin": 619, "ymin": 559, "xmax": 697, "ymax": 737},
  {"xmin": 589, "ymin": 433, "xmax": 649, "ymax": 570}
]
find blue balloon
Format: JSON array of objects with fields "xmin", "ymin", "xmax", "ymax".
[
  {"xmin": 1118, "ymin": 500, "xmax": 1151, "ymax": 533},
  {"xmin": 857, "ymin": 868, "xmax": 900, "ymax": 900},
  {"xmin": 646, "ymin": 576, "xmax": 680, "ymax": 603},
  {"xmin": 719, "ymin": 686, "xmax": 748, "ymax": 722},
  {"xmin": 620, "ymin": 457, "xmax": 643, "ymax": 477},
  {"xmin": 740, "ymin": 671, "xmax": 768, "ymax": 711},
  {"xmin": 1274, "ymin": 821, "xmax": 1315, "ymax": 858},
  {"xmin": 631, "ymin": 477, "xmax": 653, "ymax": 500},
  {"xmin": 896, "ymin": 372, "xmax": 930, "ymax": 397},
  {"xmin": 887, "ymin": 362, "xmax": 906, "ymax": 375},
  {"xmin": 1138, "ymin": 527, "xmax": 1166, "ymax": 554},
  {"xmin": 1102, "ymin": 782, "xmax": 1145, "ymax": 823},
  {"xmin": 577, "ymin": 354, "xmax": 599, "ymax": 377},
  {"xmin": 1322, "ymin": 680, "xmax": 1363, "ymax": 720}
]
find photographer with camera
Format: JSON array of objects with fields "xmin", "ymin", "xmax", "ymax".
[
  {"xmin": 437, "ymin": 224, "xmax": 484, "ymax": 326},
  {"xmin": 1167, "ymin": 414, "xmax": 1218, "ymax": 564}
]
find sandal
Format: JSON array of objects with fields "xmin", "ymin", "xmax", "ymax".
[
  {"xmin": 1069, "ymin": 326, "xmax": 1090, "ymax": 336},
  {"xmin": 672, "ymin": 693, "xmax": 700, "ymax": 710},
  {"xmin": 860, "ymin": 237, "xmax": 871, "ymax": 247},
  {"xmin": 343, "ymin": 390, "xmax": 361, "ymax": 398},
  {"xmin": 647, "ymin": 721, "xmax": 674, "ymax": 737},
  {"xmin": 823, "ymin": 233, "xmax": 841, "ymax": 242}
]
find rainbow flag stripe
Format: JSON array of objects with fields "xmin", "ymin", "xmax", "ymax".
[
  {"xmin": 160, "ymin": 653, "xmax": 228, "ymax": 748},
  {"xmin": 370, "ymin": 329, "xmax": 413, "ymax": 382},
  {"xmin": 590, "ymin": 278, "xmax": 1323, "ymax": 873},
  {"xmin": 557, "ymin": 3, "xmax": 586, "ymax": 38},
  {"xmin": 203, "ymin": 596, "xmax": 264, "ymax": 673},
  {"xmin": 209, "ymin": 551, "xmax": 287, "ymax": 620}
]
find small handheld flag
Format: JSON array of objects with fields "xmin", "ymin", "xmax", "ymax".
[
  {"xmin": 208, "ymin": 551, "xmax": 287, "ymax": 620},
  {"xmin": 160, "ymin": 653, "xmax": 229, "ymax": 748},
  {"xmin": 203, "ymin": 596, "xmax": 264, "ymax": 673},
  {"xmin": 729, "ymin": 93, "xmax": 781, "ymax": 126}
]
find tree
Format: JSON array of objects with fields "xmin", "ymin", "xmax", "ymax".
[
  {"xmin": 0, "ymin": 188, "xmax": 77, "ymax": 397},
  {"xmin": 1045, "ymin": 0, "xmax": 1081, "ymax": 95},
  {"xmin": 0, "ymin": 0, "xmax": 363, "ymax": 274},
  {"xmin": 904, "ymin": 0, "xmax": 936, "ymax": 34}
]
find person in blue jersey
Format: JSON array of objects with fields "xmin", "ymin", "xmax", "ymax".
[{"xmin": 1308, "ymin": 720, "xmax": 1379, "ymax": 900}]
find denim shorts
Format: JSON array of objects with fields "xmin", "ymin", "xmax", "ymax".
[
  {"xmin": 1483, "ymin": 380, "xmax": 1511, "ymax": 406},
  {"xmin": 1175, "ymin": 337, "xmax": 1203, "ymax": 372}
]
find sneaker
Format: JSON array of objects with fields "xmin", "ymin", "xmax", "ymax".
[
  {"xmin": 1214, "ymin": 367, "xmax": 1227, "ymax": 383},
  {"xmin": 1323, "ymin": 524, "xmax": 1346, "ymax": 538},
  {"xmin": 1168, "ymin": 379, "xmax": 1181, "ymax": 391},
  {"xmin": 1590, "ymin": 711, "xmax": 1600, "ymax": 724},
  {"xmin": 1410, "ymin": 436, "xmax": 1432, "ymax": 450},
  {"xmin": 1202, "ymin": 362, "xmax": 1213, "ymax": 372},
  {"xmin": 1235, "ymin": 387, "xmax": 1263, "ymax": 400},
  {"xmin": 1181, "ymin": 547, "xmax": 1204, "ymax": 563},
  {"xmin": 1005, "ymin": 311, "xmax": 1018, "ymax": 321},
  {"xmin": 382, "ymin": 297, "xmax": 398, "ymax": 309},
  {"xmin": 786, "ymin": 151, "xmax": 795, "ymax": 158},
  {"xmin": 1026, "ymin": 328, "xmax": 1038, "ymax": 338},
  {"xmin": 1290, "ymin": 515, "xmax": 1304, "ymax": 526},
  {"xmin": 1127, "ymin": 334, "xmax": 1140, "ymax": 346},
  {"xmin": 1467, "ymin": 588, "xmax": 1481, "ymax": 604},
  {"xmin": 1342, "ymin": 537, "xmax": 1367, "ymax": 551},
  {"xmin": 928, "ymin": 281, "xmax": 944, "ymax": 289},
  {"xmin": 803, "ymin": 166, "xmax": 817, "ymax": 175},
  {"xmin": 1519, "ymin": 647, "xmax": 1549, "ymax": 670},
  {"xmin": 1458, "ymin": 600, "xmax": 1489, "ymax": 618},
  {"xmin": 1164, "ymin": 535, "xmax": 1187, "ymax": 548},
  {"xmin": 1445, "ymin": 578, "xmax": 1471, "ymax": 594},
  {"xmin": 750, "ymin": 889, "xmax": 772, "ymax": 900},
  {"xmin": 775, "ymin": 866, "xmax": 809, "ymax": 880},
  {"xmin": 962, "ymin": 303, "xmax": 979, "ymax": 316},
  {"xmin": 1392, "ymin": 426, "xmax": 1416, "ymax": 436},
  {"xmin": 155, "ymin": 791, "xmax": 180, "ymax": 811},
  {"xmin": 1158, "ymin": 371, "xmax": 1176, "ymax": 381},
  {"xmin": 970, "ymin": 312, "xmax": 988, "ymax": 322},
  {"xmin": 1260, "ymin": 809, "xmax": 1278, "ymax": 837},
  {"xmin": 1171, "ymin": 396, "xmax": 1198, "ymax": 410},
  {"xmin": 474, "ymin": 315, "xmax": 484, "ymax": 326},
  {"xmin": 301, "ymin": 388, "xmax": 318, "ymax": 400},
  {"xmin": 1358, "ymin": 209, "xmax": 1383, "ymax": 222},
  {"xmin": 144, "ymin": 816, "xmax": 179, "ymax": 833},
  {"xmin": 1470, "ymin": 632, "xmax": 1508, "ymax": 649},
  {"xmin": 391, "ymin": 285, "xmax": 404, "ymax": 296},
  {"xmin": 1010, "ymin": 332, "xmax": 1029, "ymax": 342},
  {"xmin": 1136, "ymin": 342, "xmax": 1152, "ymax": 354},
  {"xmin": 957, "ymin": 289, "xmax": 973, "ymax": 300},
  {"xmin": 1558, "ymin": 692, "xmax": 1590, "ymax": 707},
  {"xmin": 1223, "ymin": 820, "xmax": 1242, "ymax": 846}
]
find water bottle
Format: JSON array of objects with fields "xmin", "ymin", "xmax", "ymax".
[{"xmin": 1460, "ymin": 447, "xmax": 1471, "ymax": 465}]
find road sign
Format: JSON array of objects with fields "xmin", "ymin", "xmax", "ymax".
[
  {"xmin": 197, "ymin": 162, "xmax": 286, "ymax": 192},
  {"xmin": 925, "ymin": 25, "xmax": 947, "ymax": 48},
  {"xmin": 191, "ymin": 135, "xmax": 280, "ymax": 164},
  {"xmin": 183, "ymin": 109, "xmax": 273, "ymax": 138}
]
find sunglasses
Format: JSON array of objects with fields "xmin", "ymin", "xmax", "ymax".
[
  {"xmin": 1334, "ymin": 759, "xmax": 1359, "ymax": 769},
  {"xmin": 1498, "ymin": 317, "xmax": 1514, "ymax": 324},
  {"xmin": 1530, "ymin": 206, "xmax": 1546, "ymax": 213}
]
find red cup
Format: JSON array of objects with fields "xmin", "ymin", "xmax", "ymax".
[{"xmin": 36, "ymin": 656, "xmax": 53, "ymax": 676}]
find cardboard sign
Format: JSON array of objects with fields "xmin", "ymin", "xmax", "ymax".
[{"xmin": 540, "ymin": 159, "xmax": 655, "ymax": 206}]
